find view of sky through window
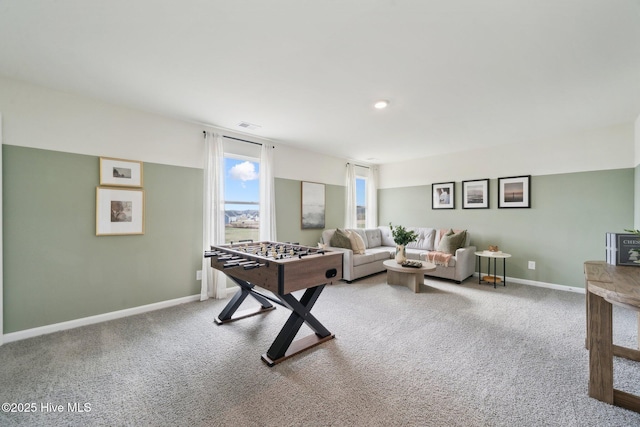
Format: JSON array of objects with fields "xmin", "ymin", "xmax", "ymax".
[
  {"xmin": 224, "ymin": 157, "xmax": 259, "ymax": 209},
  {"xmin": 224, "ymin": 157, "xmax": 260, "ymax": 242},
  {"xmin": 356, "ymin": 177, "xmax": 365, "ymax": 207}
]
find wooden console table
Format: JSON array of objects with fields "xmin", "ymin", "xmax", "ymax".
[{"xmin": 583, "ymin": 261, "xmax": 640, "ymax": 413}]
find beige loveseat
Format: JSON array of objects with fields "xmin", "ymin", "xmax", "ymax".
[{"xmin": 320, "ymin": 226, "xmax": 476, "ymax": 283}]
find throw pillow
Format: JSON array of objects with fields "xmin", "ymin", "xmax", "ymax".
[
  {"xmin": 436, "ymin": 228, "xmax": 451, "ymax": 247},
  {"xmin": 348, "ymin": 230, "xmax": 366, "ymax": 255},
  {"xmin": 437, "ymin": 229, "xmax": 468, "ymax": 255},
  {"xmin": 330, "ymin": 228, "xmax": 353, "ymax": 249},
  {"xmin": 407, "ymin": 228, "xmax": 435, "ymax": 250}
]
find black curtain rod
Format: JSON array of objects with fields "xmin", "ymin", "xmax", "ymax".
[
  {"xmin": 346, "ymin": 162, "xmax": 370, "ymax": 169},
  {"xmin": 223, "ymin": 135, "xmax": 263, "ymax": 146},
  {"xmin": 203, "ymin": 131, "xmax": 274, "ymax": 148}
]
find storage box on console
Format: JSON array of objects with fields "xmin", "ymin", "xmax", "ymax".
[{"xmin": 606, "ymin": 232, "xmax": 640, "ymax": 266}]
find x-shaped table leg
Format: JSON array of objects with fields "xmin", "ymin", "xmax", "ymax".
[
  {"xmin": 261, "ymin": 284, "xmax": 334, "ymax": 366},
  {"xmin": 214, "ymin": 277, "xmax": 276, "ymax": 324}
]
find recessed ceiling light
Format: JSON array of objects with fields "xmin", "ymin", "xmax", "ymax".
[{"xmin": 374, "ymin": 100, "xmax": 389, "ymax": 109}]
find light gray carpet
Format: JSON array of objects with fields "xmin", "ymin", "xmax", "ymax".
[{"xmin": 1, "ymin": 274, "xmax": 640, "ymax": 426}]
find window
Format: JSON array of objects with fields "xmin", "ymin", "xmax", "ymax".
[
  {"xmin": 224, "ymin": 156, "xmax": 260, "ymax": 243},
  {"xmin": 356, "ymin": 176, "xmax": 366, "ymax": 228}
]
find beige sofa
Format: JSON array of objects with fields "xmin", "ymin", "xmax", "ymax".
[{"xmin": 321, "ymin": 226, "xmax": 476, "ymax": 283}]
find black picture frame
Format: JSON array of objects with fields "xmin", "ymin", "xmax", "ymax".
[
  {"xmin": 432, "ymin": 182, "xmax": 455, "ymax": 209},
  {"xmin": 498, "ymin": 175, "xmax": 531, "ymax": 208},
  {"xmin": 462, "ymin": 179, "xmax": 490, "ymax": 209}
]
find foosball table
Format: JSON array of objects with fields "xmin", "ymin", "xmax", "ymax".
[{"xmin": 205, "ymin": 241, "xmax": 343, "ymax": 366}]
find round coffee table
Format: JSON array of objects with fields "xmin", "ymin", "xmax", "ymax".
[{"xmin": 383, "ymin": 259, "xmax": 436, "ymax": 293}]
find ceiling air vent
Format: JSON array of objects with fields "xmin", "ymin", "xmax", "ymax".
[{"xmin": 237, "ymin": 121, "xmax": 261, "ymax": 131}]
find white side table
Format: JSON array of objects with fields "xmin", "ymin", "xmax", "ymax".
[
  {"xmin": 474, "ymin": 251, "xmax": 512, "ymax": 288},
  {"xmin": 383, "ymin": 259, "xmax": 436, "ymax": 293}
]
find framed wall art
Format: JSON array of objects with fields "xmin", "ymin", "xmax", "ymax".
[
  {"xmin": 498, "ymin": 175, "xmax": 531, "ymax": 208},
  {"xmin": 301, "ymin": 181, "xmax": 325, "ymax": 229},
  {"xmin": 462, "ymin": 179, "xmax": 490, "ymax": 209},
  {"xmin": 432, "ymin": 182, "xmax": 455, "ymax": 209},
  {"xmin": 100, "ymin": 157, "xmax": 143, "ymax": 187},
  {"xmin": 96, "ymin": 187, "xmax": 145, "ymax": 235}
]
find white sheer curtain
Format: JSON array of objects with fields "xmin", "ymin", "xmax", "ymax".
[
  {"xmin": 345, "ymin": 163, "xmax": 357, "ymax": 228},
  {"xmin": 366, "ymin": 166, "xmax": 378, "ymax": 228},
  {"xmin": 201, "ymin": 132, "xmax": 227, "ymax": 300},
  {"xmin": 259, "ymin": 144, "xmax": 276, "ymax": 241}
]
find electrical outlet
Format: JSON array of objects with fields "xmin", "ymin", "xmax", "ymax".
[
  {"xmin": 196, "ymin": 270, "xmax": 202, "ymax": 280},
  {"xmin": 528, "ymin": 261, "xmax": 536, "ymax": 270}
]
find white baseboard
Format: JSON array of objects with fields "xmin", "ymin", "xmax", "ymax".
[
  {"xmin": 473, "ymin": 273, "xmax": 585, "ymax": 294},
  {"xmin": 2, "ymin": 294, "xmax": 201, "ymax": 344}
]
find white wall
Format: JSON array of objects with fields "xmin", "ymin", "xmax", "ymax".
[
  {"xmin": 0, "ymin": 76, "xmax": 205, "ymax": 168},
  {"xmin": 274, "ymin": 143, "xmax": 346, "ymax": 186},
  {"xmin": 0, "ymin": 75, "xmax": 345, "ymax": 186},
  {"xmin": 1, "ymin": 74, "xmax": 635, "ymax": 193},
  {"xmin": 379, "ymin": 122, "xmax": 635, "ymax": 189}
]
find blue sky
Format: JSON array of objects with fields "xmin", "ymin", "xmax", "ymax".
[
  {"xmin": 356, "ymin": 177, "xmax": 365, "ymax": 206},
  {"xmin": 224, "ymin": 157, "xmax": 366, "ymax": 210},
  {"xmin": 225, "ymin": 158, "xmax": 259, "ymax": 211}
]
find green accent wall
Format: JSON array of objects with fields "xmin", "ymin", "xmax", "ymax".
[
  {"xmin": 3, "ymin": 145, "xmax": 203, "ymax": 333},
  {"xmin": 275, "ymin": 178, "xmax": 345, "ymax": 246},
  {"xmin": 4, "ymin": 146, "xmax": 632, "ymax": 332},
  {"xmin": 379, "ymin": 169, "xmax": 634, "ymax": 288}
]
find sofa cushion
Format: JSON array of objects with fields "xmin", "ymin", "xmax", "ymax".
[
  {"xmin": 348, "ymin": 231, "xmax": 366, "ymax": 255},
  {"xmin": 406, "ymin": 227, "xmax": 436, "ymax": 250},
  {"xmin": 364, "ymin": 229, "xmax": 382, "ymax": 248},
  {"xmin": 353, "ymin": 252, "xmax": 377, "ymax": 267},
  {"xmin": 406, "ymin": 248, "xmax": 426, "ymax": 260},
  {"xmin": 330, "ymin": 228, "xmax": 352, "ymax": 249},
  {"xmin": 367, "ymin": 247, "xmax": 393, "ymax": 261},
  {"xmin": 378, "ymin": 225, "xmax": 395, "ymax": 247},
  {"xmin": 437, "ymin": 229, "xmax": 468, "ymax": 255}
]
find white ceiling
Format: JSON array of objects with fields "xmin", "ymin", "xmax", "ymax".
[{"xmin": 0, "ymin": 0, "xmax": 639, "ymax": 164}]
